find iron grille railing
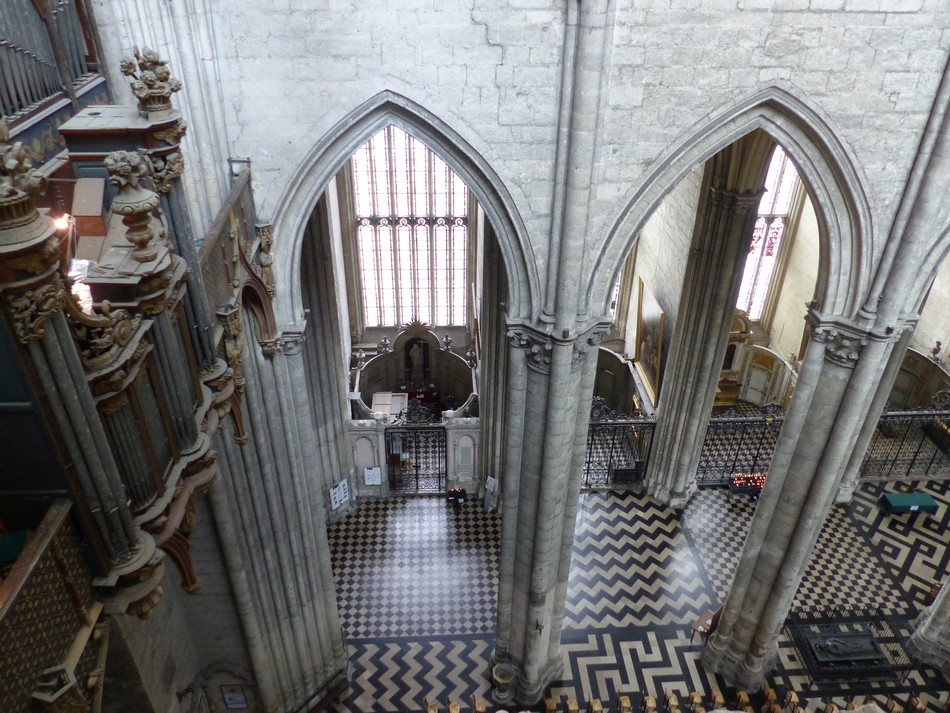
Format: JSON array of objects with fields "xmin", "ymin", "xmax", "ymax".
[
  {"xmin": 860, "ymin": 410, "xmax": 950, "ymax": 481},
  {"xmin": 1, "ymin": 0, "xmax": 99, "ymax": 120},
  {"xmin": 583, "ymin": 397, "xmax": 655, "ymax": 489},
  {"xmin": 385, "ymin": 426, "xmax": 447, "ymax": 493},
  {"xmin": 696, "ymin": 404, "xmax": 785, "ymax": 487}
]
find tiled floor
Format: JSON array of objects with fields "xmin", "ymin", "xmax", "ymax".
[{"xmin": 326, "ymin": 482, "xmax": 948, "ymax": 712}]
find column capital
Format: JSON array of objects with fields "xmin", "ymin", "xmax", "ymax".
[
  {"xmin": 506, "ymin": 320, "xmax": 610, "ymax": 374},
  {"xmin": 806, "ymin": 313, "xmax": 871, "ymax": 369}
]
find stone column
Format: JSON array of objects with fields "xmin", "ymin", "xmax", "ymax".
[
  {"xmin": 645, "ymin": 132, "xmax": 775, "ymax": 507},
  {"xmin": 207, "ymin": 317, "xmax": 346, "ymax": 712},
  {"xmin": 701, "ymin": 316, "xmax": 888, "ymax": 689},
  {"xmin": 494, "ymin": 324, "xmax": 605, "ymax": 704},
  {"xmin": 908, "ymin": 577, "xmax": 950, "ymax": 672}
]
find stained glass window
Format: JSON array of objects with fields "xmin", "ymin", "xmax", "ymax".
[
  {"xmin": 351, "ymin": 125, "xmax": 468, "ymax": 327},
  {"xmin": 736, "ymin": 145, "xmax": 800, "ymax": 320}
]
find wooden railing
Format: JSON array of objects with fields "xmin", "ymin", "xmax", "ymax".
[
  {"xmin": 0, "ymin": 500, "xmax": 106, "ymax": 713},
  {"xmin": 0, "ymin": 0, "xmax": 99, "ymax": 121}
]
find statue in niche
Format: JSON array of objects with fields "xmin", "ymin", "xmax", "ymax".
[{"xmin": 406, "ymin": 338, "xmax": 428, "ymax": 386}]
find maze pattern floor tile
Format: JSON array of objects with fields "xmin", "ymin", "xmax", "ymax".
[
  {"xmin": 328, "ymin": 497, "xmax": 500, "ymax": 639},
  {"xmin": 849, "ymin": 480, "xmax": 950, "ymax": 607},
  {"xmin": 566, "ymin": 492, "xmax": 715, "ymax": 629},
  {"xmin": 326, "ymin": 486, "xmax": 948, "ymax": 712}
]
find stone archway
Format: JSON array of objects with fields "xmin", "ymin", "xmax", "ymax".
[{"xmin": 270, "ymin": 90, "xmax": 539, "ymax": 329}]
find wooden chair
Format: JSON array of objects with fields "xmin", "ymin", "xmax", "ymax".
[
  {"xmin": 823, "ymin": 703, "xmax": 839, "ymax": 713},
  {"xmin": 760, "ymin": 688, "xmax": 777, "ymax": 713},
  {"xmin": 885, "ymin": 698, "xmax": 902, "ymax": 713},
  {"xmin": 447, "ymin": 699, "xmax": 460, "ymax": 713},
  {"xmin": 423, "ymin": 697, "xmax": 439, "ymax": 713},
  {"xmin": 544, "ymin": 696, "xmax": 557, "ymax": 713},
  {"xmin": 735, "ymin": 692, "xmax": 750, "ymax": 709},
  {"xmin": 471, "ymin": 695, "xmax": 487, "ymax": 713},
  {"xmin": 589, "ymin": 700, "xmax": 604, "ymax": 713},
  {"xmin": 564, "ymin": 698, "xmax": 579, "ymax": 713},
  {"xmin": 907, "ymin": 696, "xmax": 926, "ymax": 713},
  {"xmin": 688, "ymin": 692, "xmax": 704, "ymax": 711},
  {"xmin": 711, "ymin": 692, "xmax": 725, "ymax": 710},
  {"xmin": 643, "ymin": 695, "xmax": 658, "ymax": 713},
  {"xmin": 618, "ymin": 696, "xmax": 633, "ymax": 713},
  {"xmin": 666, "ymin": 693, "xmax": 680, "ymax": 713},
  {"xmin": 784, "ymin": 691, "xmax": 800, "ymax": 710}
]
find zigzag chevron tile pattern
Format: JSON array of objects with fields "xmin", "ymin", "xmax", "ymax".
[
  {"xmin": 327, "ymin": 487, "xmax": 948, "ymax": 712},
  {"xmin": 566, "ymin": 492, "xmax": 715, "ymax": 629}
]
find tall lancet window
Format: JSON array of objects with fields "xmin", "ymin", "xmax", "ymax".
[
  {"xmin": 351, "ymin": 125, "xmax": 469, "ymax": 327},
  {"xmin": 736, "ymin": 145, "xmax": 800, "ymax": 320}
]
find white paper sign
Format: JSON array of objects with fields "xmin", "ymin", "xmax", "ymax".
[
  {"xmin": 364, "ymin": 466, "xmax": 381, "ymax": 486},
  {"xmin": 485, "ymin": 476, "xmax": 497, "ymax": 492},
  {"xmin": 330, "ymin": 480, "xmax": 350, "ymax": 509}
]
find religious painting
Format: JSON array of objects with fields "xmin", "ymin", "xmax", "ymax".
[{"xmin": 635, "ymin": 278, "xmax": 665, "ymax": 406}]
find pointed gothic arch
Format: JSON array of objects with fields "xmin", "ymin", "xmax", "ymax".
[
  {"xmin": 270, "ymin": 90, "xmax": 538, "ymax": 327},
  {"xmin": 589, "ymin": 86, "xmax": 873, "ymax": 322}
]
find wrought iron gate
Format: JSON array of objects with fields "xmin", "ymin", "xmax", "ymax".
[
  {"xmin": 583, "ymin": 397, "xmax": 655, "ymax": 488},
  {"xmin": 860, "ymin": 391, "xmax": 950, "ymax": 481},
  {"xmin": 385, "ymin": 402, "xmax": 447, "ymax": 493},
  {"xmin": 696, "ymin": 404, "xmax": 785, "ymax": 487}
]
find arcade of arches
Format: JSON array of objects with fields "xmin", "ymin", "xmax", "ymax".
[{"xmin": 2, "ymin": 3, "xmax": 950, "ymax": 713}]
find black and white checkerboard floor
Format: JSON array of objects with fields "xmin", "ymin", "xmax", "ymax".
[{"xmin": 326, "ymin": 483, "xmax": 948, "ymax": 712}]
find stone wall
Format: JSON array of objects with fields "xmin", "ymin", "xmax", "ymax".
[
  {"xmin": 91, "ymin": 0, "xmax": 950, "ymax": 326},
  {"xmin": 769, "ymin": 194, "xmax": 820, "ymax": 361},
  {"xmin": 624, "ymin": 165, "xmax": 703, "ymax": 359}
]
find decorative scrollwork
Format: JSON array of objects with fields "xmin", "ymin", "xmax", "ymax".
[
  {"xmin": 148, "ymin": 151, "xmax": 184, "ymax": 194},
  {"xmin": 5, "ymin": 280, "xmax": 66, "ymax": 343},
  {"xmin": 65, "ymin": 296, "xmax": 140, "ymax": 370},
  {"xmin": 927, "ymin": 390, "xmax": 950, "ymax": 411},
  {"xmin": 394, "ymin": 400, "xmax": 437, "ymax": 424}
]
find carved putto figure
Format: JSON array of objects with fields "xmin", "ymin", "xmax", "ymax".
[{"xmin": 0, "ymin": 119, "xmax": 47, "ymax": 201}]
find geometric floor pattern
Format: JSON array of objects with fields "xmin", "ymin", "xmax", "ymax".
[
  {"xmin": 327, "ymin": 497, "xmax": 500, "ymax": 639},
  {"xmin": 566, "ymin": 492, "xmax": 715, "ymax": 630},
  {"xmin": 327, "ymin": 484, "xmax": 949, "ymax": 712}
]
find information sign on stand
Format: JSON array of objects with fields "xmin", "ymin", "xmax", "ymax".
[
  {"xmin": 364, "ymin": 466, "xmax": 382, "ymax": 486},
  {"xmin": 330, "ymin": 480, "xmax": 350, "ymax": 510}
]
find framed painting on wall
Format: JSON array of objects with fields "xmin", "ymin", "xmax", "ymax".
[{"xmin": 635, "ymin": 278, "xmax": 665, "ymax": 406}]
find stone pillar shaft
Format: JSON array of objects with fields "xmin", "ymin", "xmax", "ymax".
[
  {"xmin": 209, "ymin": 326, "xmax": 346, "ymax": 711},
  {"xmin": 702, "ymin": 318, "xmax": 890, "ymax": 688},
  {"xmin": 493, "ymin": 341, "xmax": 528, "ymax": 663},
  {"xmin": 646, "ymin": 186, "xmax": 763, "ymax": 506},
  {"xmin": 908, "ymin": 577, "xmax": 950, "ymax": 672}
]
